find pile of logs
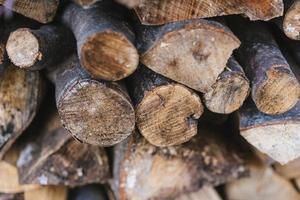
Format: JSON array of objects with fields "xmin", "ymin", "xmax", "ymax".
[{"xmin": 0, "ymin": 0, "xmax": 299, "ymax": 199}]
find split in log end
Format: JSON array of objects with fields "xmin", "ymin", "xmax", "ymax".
[{"xmin": 283, "ymin": 1, "xmax": 300, "ymax": 40}]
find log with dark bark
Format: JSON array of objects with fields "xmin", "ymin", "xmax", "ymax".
[
  {"xmin": 137, "ymin": 19, "xmax": 240, "ymax": 93},
  {"xmin": 203, "ymin": 56, "xmax": 250, "ymax": 114},
  {"xmin": 128, "ymin": 66, "xmax": 204, "ymax": 147},
  {"xmin": 0, "ymin": 65, "xmax": 43, "ymax": 159},
  {"xmin": 62, "ymin": 2, "xmax": 138, "ymax": 81},
  {"xmin": 72, "ymin": 0, "xmax": 101, "ymax": 8},
  {"xmin": 47, "ymin": 55, "xmax": 135, "ymax": 146},
  {"xmin": 228, "ymin": 18, "xmax": 300, "ymax": 115},
  {"xmin": 24, "ymin": 186, "xmax": 68, "ymax": 200},
  {"xmin": 112, "ymin": 127, "xmax": 248, "ymax": 200},
  {"xmin": 6, "ymin": 24, "xmax": 75, "ymax": 70},
  {"xmin": 117, "ymin": 0, "xmax": 284, "ymax": 25},
  {"xmin": 0, "ymin": 0, "xmax": 59, "ymax": 23},
  {"xmin": 17, "ymin": 110, "xmax": 110, "ymax": 187},
  {"xmin": 238, "ymin": 100, "xmax": 300, "ymax": 164}
]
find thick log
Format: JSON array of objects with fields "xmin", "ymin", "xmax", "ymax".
[
  {"xmin": 128, "ymin": 66, "xmax": 204, "ymax": 147},
  {"xmin": 6, "ymin": 25, "xmax": 75, "ymax": 70},
  {"xmin": 0, "ymin": 0, "xmax": 59, "ymax": 23},
  {"xmin": 282, "ymin": 0, "xmax": 300, "ymax": 40},
  {"xmin": 72, "ymin": 0, "xmax": 101, "ymax": 8},
  {"xmin": 0, "ymin": 65, "xmax": 43, "ymax": 159},
  {"xmin": 24, "ymin": 186, "xmax": 67, "ymax": 200},
  {"xmin": 69, "ymin": 185, "xmax": 109, "ymax": 200},
  {"xmin": 225, "ymin": 164, "xmax": 300, "ymax": 200},
  {"xmin": 274, "ymin": 157, "xmax": 300, "ymax": 179},
  {"xmin": 62, "ymin": 2, "xmax": 138, "ymax": 81},
  {"xmin": 48, "ymin": 55, "xmax": 135, "ymax": 146},
  {"xmin": 228, "ymin": 18, "xmax": 300, "ymax": 115},
  {"xmin": 17, "ymin": 110, "xmax": 110, "ymax": 186},
  {"xmin": 176, "ymin": 186, "xmax": 222, "ymax": 200},
  {"xmin": 123, "ymin": 0, "xmax": 284, "ymax": 25},
  {"xmin": 203, "ymin": 57, "xmax": 250, "ymax": 114},
  {"xmin": 238, "ymin": 99, "xmax": 300, "ymax": 164},
  {"xmin": 112, "ymin": 128, "xmax": 248, "ymax": 200},
  {"xmin": 137, "ymin": 19, "xmax": 240, "ymax": 93}
]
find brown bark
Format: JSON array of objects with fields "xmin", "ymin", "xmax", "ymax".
[
  {"xmin": 62, "ymin": 1, "xmax": 138, "ymax": 81},
  {"xmin": 0, "ymin": 0, "xmax": 59, "ymax": 23},
  {"xmin": 72, "ymin": 0, "xmax": 102, "ymax": 8},
  {"xmin": 137, "ymin": 19, "xmax": 240, "ymax": 93},
  {"xmin": 17, "ymin": 103, "xmax": 110, "ymax": 187},
  {"xmin": 127, "ymin": 0, "xmax": 283, "ymax": 25},
  {"xmin": 47, "ymin": 55, "xmax": 135, "ymax": 146},
  {"xmin": 112, "ymin": 128, "xmax": 248, "ymax": 200},
  {"xmin": 24, "ymin": 186, "xmax": 68, "ymax": 200},
  {"xmin": 6, "ymin": 25, "xmax": 75, "ymax": 70},
  {"xmin": 0, "ymin": 65, "xmax": 43, "ymax": 159},
  {"xmin": 228, "ymin": 18, "xmax": 300, "ymax": 115},
  {"xmin": 203, "ymin": 56, "xmax": 250, "ymax": 114},
  {"xmin": 127, "ymin": 65, "xmax": 204, "ymax": 147}
]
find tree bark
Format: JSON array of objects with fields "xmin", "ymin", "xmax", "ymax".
[
  {"xmin": 127, "ymin": 65, "xmax": 204, "ymax": 147},
  {"xmin": 0, "ymin": 0, "xmax": 59, "ymax": 23},
  {"xmin": 228, "ymin": 18, "xmax": 300, "ymax": 115},
  {"xmin": 47, "ymin": 55, "xmax": 135, "ymax": 146},
  {"xmin": 72, "ymin": 0, "xmax": 101, "ymax": 8},
  {"xmin": 62, "ymin": 1, "xmax": 138, "ymax": 81},
  {"xmin": 112, "ymin": 128, "xmax": 248, "ymax": 200},
  {"xmin": 125, "ymin": 0, "xmax": 284, "ymax": 25},
  {"xmin": 203, "ymin": 56, "xmax": 250, "ymax": 114},
  {"xmin": 6, "ymin": 24, "xmax": 75, "ymax": 70},
  {"xmin": 137, "ymin": 19, "xmax": 240, "ymax": 93}
]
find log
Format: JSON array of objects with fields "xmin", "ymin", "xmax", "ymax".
[
  {"xmin": 128, "ymin": 66, "xmax": 204, "ymax": 147},
  {"xmin": 69, "ymin": 185, "xmax": 109, "ymax": 200},
  {"xmin": 24, "ymin": 186, "xmax": 67, "ymax": 200},
  {"xmin": 282, "ymin": 0, "xmax": 300, "ymax": 40},
  {"xmin": 125, "ymin": 0, "xmax": 284, "ymax": 25},
  {"xmin": 0, "ymin": 0, "xmax": 59, "ymax": 23},
  {"xmin": 228, "ymin": 18, "xmax": 300, "ymax": 115},
  {"xmin": 17, "ymin": 110, "xmax": 110, "ymax": 186},
  {"xmin": 274, "ymin": 157, "xmax": 300, "ymax": 179},
  {"xmin": 176, "ymin": 186, "xmax": 222, "ymax": 200},
  {"xmin": 203, "ymin": 56, "xmax": 250, "ymax": 114},
  {"xmin": 72, "ymin": 0, "xmax": 101, "ymax": 8},
  {"xmin": 137, "ymin": 19, "xmax": 240, "ymax": 93},
  {"xmin": 47, "ymin": 55, "xmax": 135, "ymax": 146},
  {"xmin": 112, "ymin": 128, "xmax": 248, "ymax": 200},
  {"xmin": 225, "ymin": 164, "xmax": 300, "ymax": 200},
  {"xmin": 62, "ymin": 2, "xmax": 139, "ymax": 81},
  {"xmin": 0, "ymin": 65, "xmax": 43, "ymax": 159},
  {"xmin": 114, "ymin": 0, "xmax": 140, "ymax": 8},
  {"xmin": 238, "ymin": 99, "xmax": 300, "ymax": 164},
  {"xmin": 6, "ymin": 25, "xmax": 75, "ymax": 70}
]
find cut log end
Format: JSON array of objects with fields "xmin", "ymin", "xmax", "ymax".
[
  {"xmin": 141, "ymin": 22, "xmax": 240, "ymax": 92},
  {"xmin": 204, "ymin": 72, "xmax": 250, "ymax": 114},
  {"xmin": 75, "ymin": 0, "xmax": 101, "ymax": 7},
  {"xmin": 254, "ymin": 68, "xmax": 300, "ymax": 115},
  {"xmin": 115, "ymin": 0, "xmax": 141, "ymax": 8},
  {"xmin": 136, "ymin": 84, "xmax": 203, "ymax": 147},
  {"xmin": 57, "ymin": 79, "xmax": 135, "ymax": 146},
  {"xmin": 6, "ymin": 28, "xmax": 41, "ymax": 69},
  {"xmin": 283, "ymin": 0, "xmax": 300, "ymax": 40},
  {"xmin": 80, "ymin": 32, "xmax": 139, "ymax": 81}
]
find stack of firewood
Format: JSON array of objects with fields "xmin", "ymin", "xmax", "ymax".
[{"xmin": 0, "ymin": 0, "xmax": 299, "ymax": 199}]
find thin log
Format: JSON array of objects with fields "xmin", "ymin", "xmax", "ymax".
[
  {"xmin": 17, "ymin": 109, "xmax": 110, "ymax": 186},
  {"xmin": 0, "ymin": 0, "xmax": 59, "ymax": 23},
  {"xmin": 112, "ymin": 128, "xmax": 248, "ymax": 200},
  {"xmin": 128, "ymin": 66, "xmax": 204, "ymax": 147},
  {"xmin": 6, "ymin": 25, "xmax": 75, "ymax": 70},
  {"xmin": 24, "ymin": 186, "xmax": 67, "ymax": 200},
  {"xmin": 72, "ymin": 0, "xmax": 101, "ymax": 8},
  {"xmin": 125, "ymin": 0, "xmax": 284, "ymax": 25},
  {"xmin": 203, "ymin": 56, "xmax": 250, "ymax": 114},
  {"xmin": 47, "ymin": 55, "xmax": 135, "ymax": 146},
  {"xmin": 228, "ymin": 18, "xmax": 300, "ymax": 115},
  {"xmin": 0, "ymin": 65, "xmax": 43, "ymax": 159},
  {"xmin": 137, "ymin": 19, "xmax": 240, "ymax": 93},
  {"xmin": 62, "ymin": 2, "xmax": 138, "ymax": 81}
]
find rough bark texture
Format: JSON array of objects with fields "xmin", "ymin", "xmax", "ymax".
[
  {"xmin": 62, "ymin": 1, "xmax": 138, "ymax": 81},
  {"xmin": 16, "ymin": 103, "xmax": 110, "ymax": 187},
  {"xmin": 129, "ymin": 0, "xmax": 284, "ymax": 25},
  {"xmin": 0, "ymin": 0, "xmax": 59, "ymax": 23},
  {"xmin": 24, "ymin": 186, "xmax": 68, "ymax": 200},
  {"xmin": 137, "ymin": 19, "xmax": 240, "ymax": 93},
  {"xmin": 0, "ymin": 65, "xmax": 43, "ymax": 159},
  {"xmin": 225, "ymin": 164, "xmax": 300, "ymax": 200},
  {"xmin": 238, "ymin": 100, "xmax": 300, "ymax": 165},
  {"xmin": 283, "ymin": 0, "xmax": 300, "ymax": 40},
  {"xmin": 48, "ymin": 55, "xmax": 135, "ymax": 146},
  {"xmin": 228, "ymin": 18, "xmax": 300, "ymax": 115},
  {"xmin": 6, "ymin": 25, "xmax": 75, "ymax": 70},
  {"xmin": 112, "ymin": 128, "xmax": 248, "ymax": 200},
  {"xmin": 127, "ymin": 66, "xmax": 204, "ymax": 147},
  {"xmin": 203, "ymin": 56, "xmax": 250, "ymax": 114},
  {"xmin": 72, "ymin": 0, "xmax": 101, "ymax": 8}
]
